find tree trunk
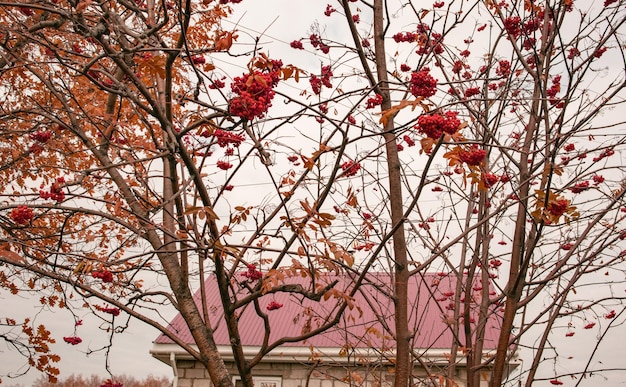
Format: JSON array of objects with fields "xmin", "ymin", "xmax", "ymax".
[{"xmin": 371, "ymin": 1, "xmax": 411, "ymax": 385}]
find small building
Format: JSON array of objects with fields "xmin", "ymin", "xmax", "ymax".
[{"xmin": 151, "ymin": 272, "xmax": 519, "ymax": 387}]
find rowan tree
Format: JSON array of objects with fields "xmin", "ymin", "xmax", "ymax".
[{"xmin": 1, "ymin": 0, "xmax": 625, "ymax": 386}]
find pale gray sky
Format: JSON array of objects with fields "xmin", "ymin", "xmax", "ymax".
[{"xmin": 2, "ymin": 1, "xmax": 626, "ymax": 386}]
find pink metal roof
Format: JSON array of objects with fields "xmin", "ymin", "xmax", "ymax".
[{"xmin": 155, "ymin": 272, "xmax": 502, "ymax": 350}]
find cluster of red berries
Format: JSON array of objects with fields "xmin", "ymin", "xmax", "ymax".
[
  {"xmin": 464, "ymin": 87, "xmax": 480, "ymax": 98},
  {"xmin": 594, "ymin": 46, "xmax": 608, "ymax": 58},
  {"xmin": 482, "ymin": 173, "xmax": 499, "ymax": 188},
  {"xmin": 290, "ymin": 40, "xmax": 304, "ymax": 50},
  {"xmin": 241, "ymin": 263, "xmax": 262, "ymax": 281},
  {"xmin": 191, "ymin": 56, "xmax": 205, "ymax": 64},
  {"xmin": 229, "ymin": 62, "xmax": 282, "ymax": 120},
  {"xmin": 488, "ymin": 82, "xmax": 501, "ymax": 91},
  {"xmin": 365, "ymin": 94, "xmax": 383, "ymax": 109},
  {"xmin": 495, "ymin": 60, "xmax": 511, "ymax": 77},
  {"xmin": 503, "ymin": 16, "xmax": 522, "ymax": 38},
  {"xmin": 415, "ymin": 111, "xmax": 460, "ymax": 139},
  {"xmin": 593, "ymin": 147, "xmax": 614, "ymax": 162},
  {"xmin": 546, "ymin": 75, "xmax": 561, "ymax": 105},
  {"xmin": 92, "ymin": 270, "xmax": 114, "ymax": 283},
  {"xmin": 592, "ymin": 175, "xmax": 605, "ymax": 184},
  {"xmin": 208, "ymin": 78, "xmax": 226, "ymax": 89},
  {"xmin": 458, "ymin": 145, "xmax": 486, "ymax": 166},
  {"xmin": 207, "ymin": 129, "xmax": 246, "ymax": 147},
  {"xmin": 451, "ymin": 60, "xmax": 466, "ymax": 75},
  {"xmin": 19, "ymin": 6, "xmax": 35, "ymax": 16},
  {"xmin": 309, "ymin": 65, "xmax": 333, "ymax": 95},
  {"xmin": 341, "ymin": 160, "xmax": 361, "ymax": 177},
  {"xmin": 10, "ymin": 205, "xmax": 34, "ymax": 224},
  {"xmin": 216, "ymin": 160, "xmax": 233, "ymax": 170},
  {"xmin": 416, "ymin": 32, "xmax": 444, "ymax": 55},
  {"xmin": 266, "ymin": 301, "xmax": 283, "ymax": 311},
  {"xmin": 547, "ymin": 197, "xmax": 570, "ymax": 217},
  {"xmin": 100, "ymin": 306, "xmax": 120, "ymax": 316},
  {"xmin": 393, "ymin": 32, "xmax": 418, "ymax": 43},
  {"xmin": 569, "ymin": 180, "xmax": 590, "ymax": 194},
  {"xmin": 63, "ymin": 336, "xmax": 82, "ymax": 345},
  {"xmin": 309, "ymin": 33, "xmax": 330, "ymax": 54},
  {"xmin": 354, "ymin": 242, "xmax": 376, "ymax": 251},
  {"xmin": 30, "ymin": 130, "xmax": 53, "ymax": 143},
  {"xmin": 524, "ymin": 16, "xmax": 541, "ymax": 33},
  {"xmin": 567, "ymin": 47, "xmax": 580, "ymax": 59},
  {"xmin": 39, "ymin": 177, "xmax": 66, "ymax": 202},
  {"xmin": 409, "ymin": 69, "xmax": 437, "ymax": 98}
]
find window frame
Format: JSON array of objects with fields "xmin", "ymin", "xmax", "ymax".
[{"xmin": 233, "ymin": 375, "xmax": 282, "ymax": 387}]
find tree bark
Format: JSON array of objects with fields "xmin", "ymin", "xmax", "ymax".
[{"xmin": 371, "ymin": 1, "xmax": 411, "ymax": 385}]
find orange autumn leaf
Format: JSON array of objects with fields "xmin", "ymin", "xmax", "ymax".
[
  {"xmin": 136, "ymin": 54, "xmax": 167, "ymax": 78},
  {"xmin": 443, "ymin": 145, "xmax": 464, "ymax": 167},
  {"xmin": 378, "ymin": 98, "xmax": 427, "ymax": 126},
  {"xmin": 214, "ymin": 31, "xmax": 236, "ymax": 51}
]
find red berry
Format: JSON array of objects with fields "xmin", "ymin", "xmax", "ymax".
[{"xmin": 10, "ymin": 205, "xmax": 34, "ymax": 224}]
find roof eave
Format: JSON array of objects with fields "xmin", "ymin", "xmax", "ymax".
[{"xmin": 150, "ymin": 342, "xmax": 520, "ymax": 368}]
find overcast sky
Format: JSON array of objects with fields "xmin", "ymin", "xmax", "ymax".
[{"xmin": 2, "ymin": 1, "xmax": 625, "ymax": 386}]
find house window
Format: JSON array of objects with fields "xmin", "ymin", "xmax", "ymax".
[{"xmin": 233, "ymin": 376, "xmax": 282, "ymax": 387}]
